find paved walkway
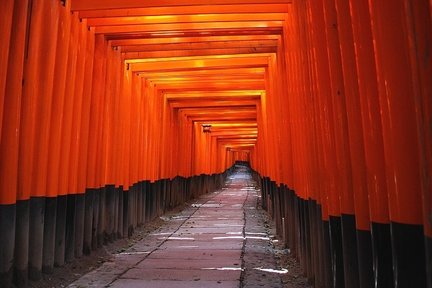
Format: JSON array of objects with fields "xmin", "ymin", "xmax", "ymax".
[{"xmin": 70, "ymin": 166, "xmax": 285, "ymax": 287}]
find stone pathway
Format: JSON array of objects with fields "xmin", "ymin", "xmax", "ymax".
[{"xmin": 69, "ymin": 166, "xmax": 289, "ymax": 288}]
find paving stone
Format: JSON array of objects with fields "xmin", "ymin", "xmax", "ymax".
[
  {"xmin": 174, "ymin": 227, "xmax": 243, "ymax": 235},
  {"xmin": 147, "ymin": 249, "xmax": 242, "ymax": 260},
  {"xmin": 121, "ymin": 267, "xmax": 241, "ymax": 281},
  {"xmin": 109, "ymin": 279, "xmax": 239, "ymax": 288},
  {"xmin": 135, "ymin": 258, "xmax": 241, "ymax": 269},
  {"xmin": 160, "ymin": 239, "xmax": 243, "ymax": 250}
]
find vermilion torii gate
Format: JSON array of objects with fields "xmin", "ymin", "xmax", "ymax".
[{"xmin": 0, "ymin": 0, "xmax": 430, "ymax": 287}]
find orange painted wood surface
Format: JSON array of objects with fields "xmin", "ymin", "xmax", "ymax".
[
  {"xmin": 370, "ymin": 0, "xmax": 424, "ymax": 225},
  {"xmin": 0, "ymin": 0, "xmax": 14, "ymax": 142},
  {"xmin": 0, "ymin": 0, "xmax": 429, "ymax": 235},
  {"xmin": 0, "ymin": 0, "xmax": 28, "ymax": 204}
]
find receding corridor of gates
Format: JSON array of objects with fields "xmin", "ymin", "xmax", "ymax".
[{"xmin": 0, "ymin": 1, "xmax": 431, "ymax": 288}]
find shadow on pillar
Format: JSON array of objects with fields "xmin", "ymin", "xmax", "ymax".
[
  {"xmin": 329, "ymin": 215, "xmax": 345, "ymax": 288},
  {"xmin": 65, "ymin": 194, "xmax": 76, "ymax": 263},
  {"xmin": 308, "ymin": 199, "xmax": 319, "ymax": 286},
  {"xmin": 122, "ymin": 189, "xmax": 129, "ymax": 237},
  {"xmin": 136, "ymin": 182, "xmax": 143, "ymax": 226},
  {"xmin": 14, "ymin": 200, "xmax": 29, "ymax": 288},
  {"xmin": 356, "ymin": 229, "xmax": 374, "ymax": 288},
  {"xmin": 117, "ymin": 186, "xmax": 124, "ymax": 239},
  {"xmin": 371, "ymin": 222, "xmax": 394, "ymax": 287},
  {"xmin": 42, "ymin": 197, "xmax": 57, "ymax": 274},
  {"xmin": 105, "ymin": 185, "xmax": 116, "ymax": 243},
  {"xmin": 390, "ymin": 222, "xmax": 426, "ymax": 287},
  {"xmin": 97, "ymin": 188, "xmax": 106, "ymax": 247},
  {"xmin": 341, "ymin": 214, "xmax": 360, "ymax": 288},
  {"xmin": 91, "ymin": 189, "xmax": 100, "ymax": 250},
  {"xmin": 113, "ymin": 186, "xmax": 120, "ymax": 240},
  {"xmin": 83, "ymin": 188, "xmax": 95, "ymax": 255},
  {"xmin": 144, "ymin": 181, "xmax": 151, "ymax": 223},
  {"xmin": 0, "ymin": 204, "xmax": 16, "ymax": 287},
  {"xmin": 54, "ymin": 195, "xmax": 67, "ymax": 266},
  {"xmin": 426, "ymin": 235, "xmax": 432, "ymax": 288},
  {"xmin": 28, "ymin": 197, "xmax": 45, "ymax": 280},
  {"xmin": 322, "ymin": 220, "xmax": 332, "ymax": 287},
  {"xmin": 74, "ymin": 193, "xmax": 85, "ymax": 258}
]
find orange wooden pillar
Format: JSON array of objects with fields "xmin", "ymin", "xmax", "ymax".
[
  {"xmin": 192, "ymin": 122, "xmax": 203, "ymax": 175},
  {"xmin": 369, "ymin": 0, "xmax": 428, "ymax": 286},
  {"xmin": 0, "ymin": 0, "xmax": 27, "ymax": 285},
  {"xmin": 299, "ymin": 3, "xmax": 330, "ymax": 285},
  {"xmin": 141, "ymin": 78, "xmax": 152, "ymax": 222},
  {"xmin": 20, "ymin": 0, "xmax": 60, "ymax": 280},
  {"xmin": 111, "ymin": 51, "xmax": 124, "ymax": 194},
  {"xmin": 270, "ymin": 52, "xmax": 286, "ymax": 187},
  {"xmin": 120, "ymin": 61, "xmax": 133, "ymax": 235},
  {"xmin": 349, "ymin": 0, "xmax": 393, "ymax": 286},
  {"xmin": 78, "ymin": 27, "xmax": 96, "ymax": 255},
  {"xmin": 174, "ymin": 109, "xmax": 184, "ymax": 177},
  {"xmin": 264, "ymin": 57, "xmax": 282, "ymax": 185},
  {"xmin": 145, "ymin": 81, "xmax": 157, "ymax": 182},
  {"xmin": 159, "ymin": 94, "xmax": 168, "ymax": 179},
  {"xmin": 283, "ymin": 4, "xmax": 306, "ymax": 273},
  {"xmin": 141, "ymin": 80, "xmax": 151, "ymax": 181},
  {"xmin": 322, "ymin": 0, "xmax": 361, "ymax": 285},
  {"xmin": 303, "ymin": 0, "xmax": 339, "ymax": 286},
  {"xmin": 138, "ymin": 77, "xmax": 148, "ymax": 217},
  {"xmin": 92, "ymin": 42, "xmax": 109, "ymax": 247},
  {"xmin": 186, "ymin": 118, "xmax": 193, "ymax": 177},
  {"xmin": 285, "ymin": 2, "xmax": 314, "ymax": 277},
  {"xmin": 254, "ymin": 101, "xmax": 264, "ymax": 176},
  {"xmin": 129, "ymin": 71, "xmax": 143, "ymax": 229},
  {"xmin": 209, "ymin": 135, "xmax": 217, "ymax": 174},
  {"xmin": 132, "ymin": 71, "xmax": 143, "ymax": 224},
  {"xmin": 137, "ymin": 78, "xmax": 146, "ymax": 182},
  {"xmin": 407, "ymin": 1, "xmax": 432, "ymax": 286},
  {"xmin": 130, "ymin": 71, "xmax": 143, "ymax": 225},
  {"xmin": 16, "ymin": 0, "xmax": 42, "ymax": 278},
  {"xmin": 0, "ymin": 0, "xmax": 14, "ymax": 141},
  {"xmin": 42, "ymin": 0, "xmax": 72, "ymax": 274},
  {"xmin": 57, "ymin": 11, "xmax": 83, "ymax": 265},
  {"xmin": 401, "ymin": 2, "xmax": 432, "ymax": 286},
  {"xmin": 85, "ymin": 34, "xmax": 108, "ymax": 253},
  {"xmin": 295, "ymin": 2, "xmax": 325, "ymax": 281},
  {"xmin": 68, "ymin": 19, "xmax": 92, "ymax": 260},
  {"xmin": 334, "ymin": 0, "xmax": 374, "ymax": 286},
  {"xmin": 301, "ymin": 4, "xmax": 332, "ymax": 281},
  {"xmin": 282, "ymin": 5, "xmax": 299, "ymax": 262},
  {"xmin": 306, "ymin": 0, "xmax": 344, "ymax": 286},
  {"xmin": 98, "ymin": 43, "xmax": 120, "ymax": 242},
  {"xmin": 258, "ymin": 90, "xmax": 271, "ymax": 180},
  {"xmin": 269, "ymin": 82, "xmax": 281, "ymax": 185},
  {"xmin": 275, "ymin": 43, "xmax": 293, "ymax": 189}
]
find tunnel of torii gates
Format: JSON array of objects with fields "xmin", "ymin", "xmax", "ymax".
[{"xmin": 0, "ymin": 0, "xmax": 431, "ymax": 287}]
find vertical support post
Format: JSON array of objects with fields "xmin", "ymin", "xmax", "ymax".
[
  {"xmin": 369, "ymin": 1, "xmax": 427, "ymax": 286},
  {"xmin": 348, "ymin": 0, "xmax": 394, "ymax": 286},
  {"xmin": 0, "ymin": 0, "xmax": 28, "ymax": 286}
]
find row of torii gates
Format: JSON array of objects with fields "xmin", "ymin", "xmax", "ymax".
[{"xmin": 0, "ymin": 0, "xmax": 431, "ymax": 287}]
